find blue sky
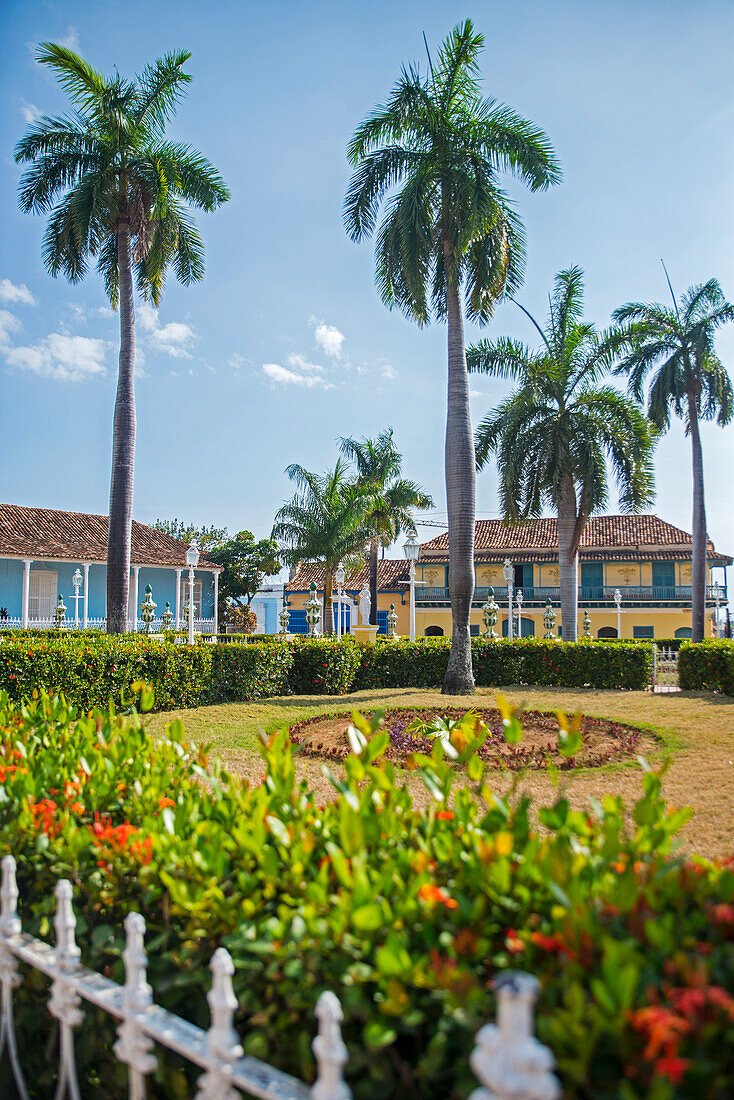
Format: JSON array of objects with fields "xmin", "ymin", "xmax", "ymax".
[{"xmin": 1, "ymin": 0, "xmax": 733, "ymax": 563}]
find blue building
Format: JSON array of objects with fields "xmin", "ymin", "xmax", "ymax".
[{"xmin": 0, "ymin": 504, "xmax": 221, "ymax": 631}]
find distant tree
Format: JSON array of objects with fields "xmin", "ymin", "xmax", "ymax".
[
  {"xmin": 469, "ymin": 267, "xmax": 656, "ymax": 640},
  {"xmin": 208, "ymin": 532, "xmax": 281, "ymax": 619},
  {"xmin": 153, "ymin": 518, "xmax": 228, "ymax": 552},
  {"xmin": 605, "ymin": 277, "xmax": 734, "ymax": 641},
  {"xmin": 339, "ymin": 429, "xmax": 433, "ymax": 625},
  {"xmin": 15, "ymin": 44, "xmax": 229, "ymax": 633},
  {"xmin": 345, "ymin": 20, "xmax": 560, "ymax": 692},
  {"xmin": 272, "ymin": 461, "xmax": 373, "ymax": 635}
]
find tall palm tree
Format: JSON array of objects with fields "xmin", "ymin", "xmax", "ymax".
[
  {"xmin": 468, "ymin": 267, "xmax": 656, "ymax": 641},
  {"xmin": 339, "ymin": 429, "xmax": 433, "ymax": 625},
  {"xmin": 15, "ymin": 44, "xmax": 229, "ymax": 633},
  {"xmin": 344, "ymin": 20, "xmax": 560, "ymax": 693},
  {"xmin": 271, "ymin": 461, "xmax": 374, "ymax": 636},
  {"xmin": 607, "ymin": 279, "xmax": 733, "ymax": 641}
]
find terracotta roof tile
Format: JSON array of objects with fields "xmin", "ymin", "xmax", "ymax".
[
  {"xmin": 286, "ymin": 559, "xmax": 409, "ymax": 592},
  {"xmin": 0, "ymin": 504, "xmax": 220, "ymax": 569}
]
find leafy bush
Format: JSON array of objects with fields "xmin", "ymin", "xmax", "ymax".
[
  {"xmin": 1, "ymin": 690, "xmax": 732, "ymax": 1099},
  {"xmin": 678, "ymin": 640, "xmax": 734, "ymax": 695},
  {"xmin": 288, "ymin": 637, "xmax": 362, "ymax": 695}
]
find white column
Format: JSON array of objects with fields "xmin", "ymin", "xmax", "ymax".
[
  {"xmin": 21, "ymin": 559, "xmax": 32, "ymax": 627},
  {"xmin": 409, "ymin": 562, "xmax": 416, "ymax": 642},
  {"xmin": 175, "ymin": 568, "xmax": 182, "ymax": 629},
  {"xmin": 213, "ymin": 571, "xmax": 219, "ymax": 635},
  {"xmin": 132, "ymin": 566, "xmax": 140, "ymax": 634},
  {"xmin": 83, "ymin": 563, "xmax": 90, "ymax": 629}
]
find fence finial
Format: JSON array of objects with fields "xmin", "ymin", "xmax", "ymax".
[
  {"xmin": 0, "ymin": 855, "xmax": 20, "ymax": 938},
  {"xmin": 311, "ymin": 991, "xmax": 351, "ymax": 1100},
  {"xmin": 53, "ymin": 880, "xmax": 80, "ymax": 973},
  {"xmin": 113, "ymin": 912, "xmax": 157, "ymax": 1085},
  {"xmin": 194, "ymin": 948, "xmax": 243, "ymax": 1100},
  {"xmin": 469, "ymin": 972, "xmax": 560, "ymax": 1100}
]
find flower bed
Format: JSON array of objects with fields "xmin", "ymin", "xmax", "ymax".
[
  {"xmin": 289, "ymin": 706, "xmax": 652, "ymax": 769},
  {"xmin": 678, "ymin": 640, "xmax": 734, "ymax": 695},
  {"xmin": 1, "ymin": 689, "xmax": 732, "ymax": 1098}
]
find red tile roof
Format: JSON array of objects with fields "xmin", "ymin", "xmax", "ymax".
[
  {"xmin": 286, "ymin": 559, "xmax": 409, "ymax": 592},
  {"xmin": 0, "ymin": 504, "xmax": 220, "ymax": 569}
]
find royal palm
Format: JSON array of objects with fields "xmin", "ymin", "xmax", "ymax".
[
  {"xmin": 272, "ymin": 461, "xmax": 374, "ymax": 635},
  {"xmin": 469, "ymin": 267, "xmax": 655, "ymax": 640},
  {"xmin": 344, "ymin": 20, "xmax": 560, "ymax": 692},
  {"xmin": 339, "ymin": 429, "xmax": 433, "ymax": 626},
  {"xmin": 15, "ymin": 44, "xmax": 229, "ymax": 632},
  {"xmin": 608, "ymin": 279, "xmax": 733, "ymax": 641}
]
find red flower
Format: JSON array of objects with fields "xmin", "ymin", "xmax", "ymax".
[
  {"xmin": 654, "ymin": 1056, "xmax": 689, "ymax": 1084},
  {"xmin": 437, "ymin": 811, "xmax": 455, "ymax": 820},
  {"xmin": 419, "ymin": 883, "xmax": 458, "ymax": 909}
]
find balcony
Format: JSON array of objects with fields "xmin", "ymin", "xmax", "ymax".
[{"xmin": 414, "ymin": 585, "xmax": 727, "ymax": 608}]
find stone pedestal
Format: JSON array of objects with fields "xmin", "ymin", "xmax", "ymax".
[{"xmin": 352, "ymin": 625, "xmax": 379, "ymax": 646}]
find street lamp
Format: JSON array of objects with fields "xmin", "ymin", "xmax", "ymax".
[
  {"xmin": 335, "ymin": 565, "xmax": 346, "ymax": 640},
  {"xmin": 404, "ymin": 534, "xmax": 420, "ymax": 642},
  {"xmin": 614, "ymin": 588, "xmax": 622, "ymax": 639},
  {"xmin": 502, "ymin": 559, "xmax": 514, "ymax": 640},
  {"xmin": 186, "ymin": 539, "xmax": 200, "ymax": 646},
  {"xmin": 72, "ymin": 568, "xmax": 83, "ymax": 628},
  {"xmin": 515, "ymin": 588, "xmax": 523, "ymax": 637}
]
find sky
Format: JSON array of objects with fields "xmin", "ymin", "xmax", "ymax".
[{"xmin": 1, "ymin": 0, "xmax": 733, "ymax": 567}]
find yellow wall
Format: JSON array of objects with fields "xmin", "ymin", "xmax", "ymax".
[{"xmin": 414, "ymin": 607, "xmax": 716, "ymax": 639}]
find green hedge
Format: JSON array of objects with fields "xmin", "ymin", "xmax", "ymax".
[
  {"xmin": 0, "ymin": 635, "xmax": 653, "ymax": 711},
  {"xmin": 678, "ymin": 640, "xmax": 734, "ymax": 695},
  {"xmin": 2, "ymin": 691, "xmax": 733, "ymax": 1099}
]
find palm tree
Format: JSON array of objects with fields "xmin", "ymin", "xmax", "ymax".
[
  {"xmin": 271, "ymin": 461, "xmax": 374, "ymax": 635},
  {"xmin": 15, "ymin": 44, "xmax": 229, "ymax": 633},
  {"xmin": 468, "ymin": 267, "xmax": 656, "ymax": 640},
  {"xmin": 344, "ymin": 20, "xmax": 560, "ymax": 693},
  {"xmin": 607, "ymin": 278, "xmax": 733, "ymax": 641},
  {"xmin": 339, "ymin": 429, "xmax": 433, "ymax": 625}
]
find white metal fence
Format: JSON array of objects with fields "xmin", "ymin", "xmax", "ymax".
[
  {"xmin": 652, "ymin": 645, "xmax": 680, "ymax": 692},
  {"xmin": 0, "ymin": 855, "xmax": 559, "ymax": 1100},
  {"xmin": 0, "ymin": 618, "xmax": 217, "ymax": 635}
]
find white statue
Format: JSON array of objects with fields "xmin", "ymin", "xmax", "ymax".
[{"xmin": 358, "ymin": 584, "xmax": 371, "ymax": 626}]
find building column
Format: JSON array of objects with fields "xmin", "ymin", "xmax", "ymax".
[
  {"xmin": 213, "ymin": 571, "xmax": 219, "ymax": 635},
  {"xmin": 21, "ymin": 559, "xmax": 32, "ymax": 627},
  {"xmin": 132, "ymin": 566, "xmax": 140, "ymax": 633},
  {"xmin": 175, "ymin": 568, "xmax": 182, "ymax": 629},
  {"xmin": 83, "ymin": 563, "xmax": 90, "ymax": 629}
]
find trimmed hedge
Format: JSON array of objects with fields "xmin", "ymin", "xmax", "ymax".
[
  {"xmin": 678, "ymin": 640, "xmax": 734, "ymax": 695},
  {"xmin": 0, "ymin": 635, "xmax": 653, "ymax": 712}
]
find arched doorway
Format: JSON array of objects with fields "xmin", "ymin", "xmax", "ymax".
[
  {"xmin": 597, "ymin": 626, "xmax": 618, "ymax": 639},
  {"xmin": 425, "ymin": 625, "xmax": 444, "ymax": 637},
  {"xmin": 502, "ymin": 617, "xmax": 535, "ymax": 638},
  {"xmin": 674, "ymin": 627, "xmax": 692, "ymax": 639}
]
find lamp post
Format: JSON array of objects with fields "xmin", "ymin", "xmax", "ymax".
[
  {"xmin": 403, "ymin": 534, "xmax": 420, "ymax": 642},
  {"xmin": 335, "ymin": 565, "xmax": 346, "ymax": 640},
  {"xmin": 502, "ymin": 559, "xmax": 514, "ymax": 640},
  {"xmin": 715, "ymin": 586, "xmax": 722, "ymax": 638},
  {"xmin": 72, "ymin": 568, "xmax": 82, "ymax": 628},
  {"xmin": 614, "ymin": 588, "xmax": 622, "ymax": 639},
  {"xmin": 515, "ymin": 588, "xmax": 523, "ymax": 638},
  {"xmin": 186, "ymin": 539, "xmax": 200, "ymax": 646}
]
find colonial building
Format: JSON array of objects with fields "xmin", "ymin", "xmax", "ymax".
[
  {"xmin": 284, "ymin": 514, "xmax": 730, "ymax": 639},
  {"xmin": 0, "ymin": 504, "xmax": 221, "ymax": 631}
]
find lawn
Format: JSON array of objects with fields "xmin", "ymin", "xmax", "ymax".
[{"xmin": 147, "ymin": 685, "xmax": 734, "ymax": 860}]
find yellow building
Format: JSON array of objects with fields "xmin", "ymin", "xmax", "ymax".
[{"xmin": 284, "ymin": 514, "xmax": 730, "ymax": 640}]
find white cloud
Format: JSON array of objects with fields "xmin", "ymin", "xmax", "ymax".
[
  {"xmin": 20, "ymin": 100, "xmax": 41, "ymax": 124},
  {"xmin": 469, "ymin": 389, "xmax": 484, "ymax": 399},
  {"xmin": 262, "ymin": 362, "xmax": 333, "ymax": 388},
  {"xmin": 228, "ymin": 353, "xmax": 251, "ymax": 370},
  {"xmin": 287, "ymin": 352, "xmax": 324, "ymax": 375},
  {"xmin": 59, "ymin": 27, "xmax": 80, "ymax": 51},
  {"xmin": 6, "ymin": 332, "xmax": 106, "ymax": 382},
  {"xmin": 0, "ymin": 279, "xmax": 36, "ymax": 307},
  {"xmin": 0, "ymin": 311, "xmax": 21, "ymax": 349},
  {"xmin": 381, "ymin": 364, "xmax": 396, "ymax": 380},
  {"xmin": 313, "ymin": 321, "xmax": 344, "ymax": 358},
  {"xmin": 137, "ymin": 302, "xmax": 195, "ymax": 358}
]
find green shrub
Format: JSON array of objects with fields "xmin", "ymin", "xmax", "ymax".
[
  {"xmin": 1, "ymin": 691, "xmax": 732, "ymax": 1099},
  {"xmin": 678, "ymin": 640, "xmax": 734, "ymax": 695},
  {"xmin": 288, "ymin": 637, "xmax": 362, "ymax": 695},
  {"xmin": 210, "ymin": 640, "xmax": 292, "ymax": 700}
]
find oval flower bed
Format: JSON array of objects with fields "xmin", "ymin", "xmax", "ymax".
[{"xmin": 290, "ymin": 706, "xmax": 653, "ymax": 769}]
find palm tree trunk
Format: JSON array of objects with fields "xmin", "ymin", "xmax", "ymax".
[
  {"xmin": 106, "ymin": 224, "xmax": 136, "ymax": 634},
  {"xmin": 323, "ymin": 572, "xmax": 334, "ymax": 636},
  {"xmin": 369, "ymin": 536, "xmax": 378, "ymax": 626},
  {"xmin": 557, "ymin": 478, "xmax": 578, "ymax": 642},
  {"xmin": 442, "ymin": 280, "xmax": 476, "ymax": 694},
  {"xmin": 688, "ymin": 392, "xmax": 707, "ymax": 642}
]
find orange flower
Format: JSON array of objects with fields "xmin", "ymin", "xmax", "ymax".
[
  {"xmin": 158, "ymin": 797, "xmax": 175, "ymax": 808},
  {"xmin": 505, "ymin": 928, "xmax": 525, "ymax": 955},
  {"xmin": 629, "ymin": 1005, "xmax": 690, "ymax": 1060},
  {"xmin": 29, "ymin": 798, "xmax": 61, "ymax": 838},
  {"xmin": 436, "ymin": 811, "xmax": 455, "ymax": 820},
  {"xmin": 418, "ymin": 883, "xmax": 458, "ymax": 909},
  {"xmin": 70, "ymin": 801, "xmax": 85, "ymax": 815}
]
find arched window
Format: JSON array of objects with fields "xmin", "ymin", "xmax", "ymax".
[
  {"xmin": 597, "ymin": 626, "xmax": 618, "ymax": 639},
  {"xmin": 502, "ymin": 617, "xmax": 535, "ymax": 637},
  {"xmin": 425, "ymin": 625, "xmax": 444, "ymax": 637},
  {"xmin": 674, "ymin": 626, "xmax": 692, "ymax": 639}
]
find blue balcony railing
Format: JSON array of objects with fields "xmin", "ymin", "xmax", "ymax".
[{"xmin": 414, "ymin": 584, "xmax": 727, "ymax": 607}]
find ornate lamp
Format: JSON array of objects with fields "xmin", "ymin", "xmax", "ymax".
[
  {"xmin": 582, "ymin": 610, "xmax": 592, "ymax": 639},
  {"xmin": 614, "ymin": 588, "xmax": 622, "ymax": 639},
  {"xmin": 186, "ymin": 539, "xmax": 200, "ymax": 646},
  {"xmin": 54, "ymin": 594, "xmax": 66, "ymax": 627},
  {"xmin": 387, "ymin": 602, "xmax": 398, "ymax": 638},
  {"xmin": 515, "ymin": 588, "xmax": 524, "ymax": 636},
  {"xmin": 162, "ymin": 602, "xmax": 173, "ymax": 630},
  {"xmin": 502, "ymin": 558, "xmax": 514, "ymax": 640},
  {"xmin": 72, "ymin": 568, "xmax": 82, "ymax": 628},
  {"xmin": 335, "ymin": 565, "xmax": 346, "ymax": 639},
  {"xmin": 305, "ymin": 582, "xmax": 322, "ymax": 637},
  {"xmin": 542, "ymin": 599, "xmax": 556, "ymax": 639},
  {"xmin": 140, "ymin": 584, "xmax": 157, "ymax": 634},
  {"xmin": 403, "ymin": 534, "xmax": 419, "ymax": 642},
  {"xmin": 481, "ymin": 587, "xmax": 499, "ymax": 638}
]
